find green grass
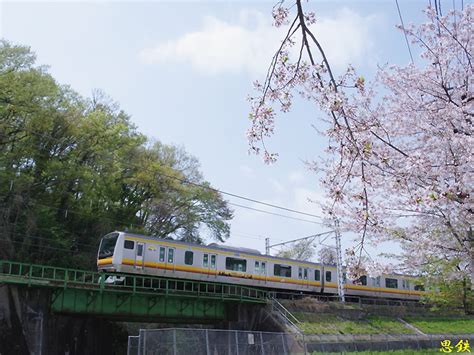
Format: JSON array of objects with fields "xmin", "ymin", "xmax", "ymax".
[
  {"xmin": 295, "ymin": 313, "xmax": 413, "ymax": 334},
  {"xmin": 294, "ymin": 311, "xmax": 474, "ymax": 335},
  {"xmin": 405, "ymin": 316, "xmax": 474, "ymax": 334},
  {"xmin": 366, "ymin": 316, "xmax": 413, "ymax": 334},
  {"xmin": 312, "ymin": 350, "xmax": 440, "ymax": 354}
]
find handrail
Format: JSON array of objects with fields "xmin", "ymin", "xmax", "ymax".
[
  {"xmin": 0, "ymin": 260, "xmax": 267, "ymax": 303},
  {"xmin": 269, "ymin": 294, "xmax": 302, "ymax": 325},
  {"xmin": 268, "ymin": 294, "xmax": 307, "ymax": 354}
]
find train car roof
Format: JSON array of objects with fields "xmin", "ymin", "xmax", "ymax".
[
  {"xmin": 111, "ymin": 231, "xmax": 420, "ymax": 279},
  {"xmin": 113, "ymin": 230, "xmax": 335, "ymax": 268}
]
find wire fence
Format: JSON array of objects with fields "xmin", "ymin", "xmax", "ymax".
[
  {"xmin": 127, "ymin": 336, "xmax": 140, "ymax": 355},
  {"xmin": 304, "ymin": 333, "xmax": 474, "ymax": 353},
  {"xmin": 129, "ymin": 328, "xmax": 306, "ymax": 355},
  {"xmin": 129, "ymin": 328, "xmax": 474, "ymax": 355}
]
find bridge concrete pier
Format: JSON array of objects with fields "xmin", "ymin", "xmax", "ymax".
[
  {"xmin": 0, "ymin": 284, "xmax": 130, "ymax": 355},
  {"xmin": 219, "ymin": 303, "xmax": 286, "ymax": 333},
  {"xmin": 0, "ymin": 288, "xmax": 278, "ymax": 354},
  {"xmin": 0, "ymin": 260, "xmax": 274, "ymax": 354}
]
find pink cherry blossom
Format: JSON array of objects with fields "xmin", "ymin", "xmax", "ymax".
[{"xmin": 248, "ymin": 2, "xmax": 473, "ymax": 282}]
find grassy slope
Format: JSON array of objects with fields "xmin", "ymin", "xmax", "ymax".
[
  {"xmin": 296, "ymin": 313, "xmax": 413, "ymax": 334},
  {"xmin": 295, "ymin": 312, "xmax": 474, "ymax": 335},
  {"xmin": 405, "ymin": 316, "xmax": 474, "ymax": 334}
]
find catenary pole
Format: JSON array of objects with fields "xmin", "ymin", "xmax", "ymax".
[{"xmin": 334, "ymin": 218, "xmax": 345, "ymax": 303}]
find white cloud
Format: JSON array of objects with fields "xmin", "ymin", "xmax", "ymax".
[
  {"xmin": 288, "ymin": 171, "xmax": 305, "ymax": 184},
  {"xmin": 312, "ymin": 8, "xmax": 378, "ymax": 70},
  {"xmin": 269, "ymin": 178, "xmax": 285, "ymax": 195},
  {"xmin": 139, "ymin": 8, "xmax": 378, "ymax": 75},
  {"xmin": 293, "ymin": 187, "xmax": 325, "ymax": 218},
  {"xmin": 239, "ymin": 165, "xmax": 255, "ymax": 179},
  {"xmin": 139, "ymin": 11, "xmax": 281, "ymax": 75}
]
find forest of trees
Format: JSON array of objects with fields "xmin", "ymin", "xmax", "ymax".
[{"xmin": 0, "ymin": 40, "xmax": 232, "ymax": 269}]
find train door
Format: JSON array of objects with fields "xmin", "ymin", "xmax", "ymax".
[
  {"xmin": 135, "ymin": 242, "xmax": 145, "ymax": 269},
  {"xmin": 202, "ymin": 253, "xmax": 217, "ymax": 277},
  {"xmin": 303, "ymin": 267, "xmax": 309, "ymax": 288},
  {"xmin": 255, "ymin": 261, "xmax": 267, "ymax": 284},
  {"xmin": 203, "ymin": 253, "xmax": 209, "ymax": 277},
  {"xmin": 210, "ymin": 254, "xmax": 217, "ymax": 278},
  {"xmin": 166, "ymin": 247, "xmax": 175, "ymax": 273},
  {"xmin": 159, "ymin": 246, "xmax": 166, "ymax": 269},
  {"xmin": 298, "ymin": 267, "xmax": 309, "ymax": 289},
  {"xmin": 321, "ymin": 266, "xmax": 325, "ymax": 293}
]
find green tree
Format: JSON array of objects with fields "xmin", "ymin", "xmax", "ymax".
[
  {"xmin": 419, "ymin": 258, "xmax": 472, "ymax": 315},
  {"xmin": 0, "ymin": 40, "xmax": 232, "ymax": 269},
  {"xmin": 142, "ymin": 142, "xmax": 233, "ymax": 243}
]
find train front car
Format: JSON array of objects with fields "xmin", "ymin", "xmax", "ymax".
[{"xmin": 97, "ymin": 231, "xmax": 121, "ymax": 272}]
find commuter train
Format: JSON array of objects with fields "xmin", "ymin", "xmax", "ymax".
[{"xmin": 97, "ymin": 231, "xmax": 425, "ymax": 300}]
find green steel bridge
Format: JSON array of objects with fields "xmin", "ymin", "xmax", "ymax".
[{"xmin": 0, "ymin": 260, "xmax": 268, "ymax": 323}]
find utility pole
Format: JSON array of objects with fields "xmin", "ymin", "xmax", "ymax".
[
  {"xmin": 265, "ymin": 237, "xmax": 270, "ymax": 255},
  {"xmin": 334, "ymin": 218, "xmax": 345, "ymax": 303}
]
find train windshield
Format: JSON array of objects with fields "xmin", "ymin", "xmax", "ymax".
[{"xmin": 98, "ymin": 233, "xmax": 119, "ymax": 259}]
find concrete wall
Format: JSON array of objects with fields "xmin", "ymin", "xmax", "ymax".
[{"xmin": 0, "ymin": 285, "xmax": 128, "ymax": 355}]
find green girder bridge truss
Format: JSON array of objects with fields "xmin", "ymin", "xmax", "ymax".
[{"xmin": 0, "ymin": 260, "xmax": 268, "ymax": 322}]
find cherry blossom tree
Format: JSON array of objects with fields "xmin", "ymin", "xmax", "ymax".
[
  {"xmin": 318, "ymin": 246, "xmax": 336, "ymax": 265},
  {"xmin": 247, "ymin": 1, "xmax": 473, "ymax": 286},
  {"xmin": 276, "ymin": 238, "xmax": 316, "ymax": 260}
]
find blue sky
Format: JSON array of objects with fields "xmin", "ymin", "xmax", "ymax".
[{"xmin": 0, "ymin": 0, "xmax": 449, "ymax": 262}]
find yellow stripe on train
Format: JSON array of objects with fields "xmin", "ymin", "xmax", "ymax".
[
  {"xmin": 123, "ymin": 236, "xmax": 336, "ymax": 270},
  {"xmin": 97, "ymin": 257, "xmax": 113, "ymax": 266},
  {"xmin": 118, "ymin": 258, "xmax": 423, "ymax": 296}
]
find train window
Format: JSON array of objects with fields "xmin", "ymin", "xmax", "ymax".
[
  {"xmin": 98, "ymin": 232, "xmax": 119, "ymax": 259},
  {"xmin": 298, "ymin": 267, "xmax": 303, "ymax": 279},
  {"xmin": 124, "ymin": 240, "xmax": 134, "ymax": 249},
  {"xmin": 355, "ymin": 275, "xmax": 367, "ymax": 286},
  {"xmin": 303, "ymin": 268, "xmax": 308, "ymax": 280},
  {"xmin": 168, "ymin": 249, "xmax": 174, "ymax": 263},
  {"xmin": 343, "ymin": 272, "xmax": 347, "ymax": 282},
  {"xmin": 203, "ymin": 254, "xmax": 209, "ymax": 267},
  {"xmin": 137, "ymin": 244, "xmax": 144, "ymax": 257},
  {"xmin": 385, "ymin": 278, "xmax": 398, "ymax": 289},
  {"xmin": 255, "ymin": 261, "xmax": 260, "ymax": 273},
  {"xmin": 325, "ymin": 271, "xmax": 332, "ymax": 282},
  {"xmin": 402, "ymin": 279, "xmax": 410, "ymax": 289},
  {"xmin": 315, "ymin": 270, "xmax": 321, "ymax": 281},
  {"xmin": 185, "ymin": 251, "xmax": 193, "ymax": 265},
  {"xmin": 159, "ymin": 247, "xmax": 165, "ymax": 262},
  {"xmin": 211, "ymin": 255, "xmax": 216, "ymax": 268},
  {"xmin": 414, "ymin": 284, "xmax": 425, "ymax": 291},
  {"xmin": 226, "ymin": 257, "xmax": 247, "ymax": 272},
  {"xmin": 261, "ymin": 262, "xmax": 266, "ymax": 274},
  {"xmin": 274, "ymin": 264, "xmax": 292, "ymax": 278}
]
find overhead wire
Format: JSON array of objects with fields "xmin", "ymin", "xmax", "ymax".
[
  {"xmin": 24, "ymin": 200, "xmax": 145, "ymax": 231},
  {"xmin": 1, "ymin": 95, "xmax": 329, "ymax": 254},
  {"xmin": 228, "ymin": 202, "xmax": 326, "ymax": 225},
  {"xmin": 1, "ymin": 239, "xmax": 93, "ymax": 253},
  {"xmin": 268, "ymin": 231, "xmax": 333, "ymax": 248},
  {"xmin": 4, "ymin": 200, "xmax": 301, "ymax": 249},
  {"xmin": 2, "ymin": 123, "xmax": 325, "ymax": 221},
  {"xmin": 2, "ymin": 203, "xmax": 289, "ymax": 248},
  {"xmin": 395, "ymin": 0, "xmax": 415, "ymax": 64},
  {"xmin": 229, "ymin": 232, "xmax": 287, "ymax": 243},
  {"xmin": 4, "ymin": 230, "xmax": 99, "ymax": 250},
  {"xmin": 2, "ymin": 200, "xmax": 294, "ymax": 249}
]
